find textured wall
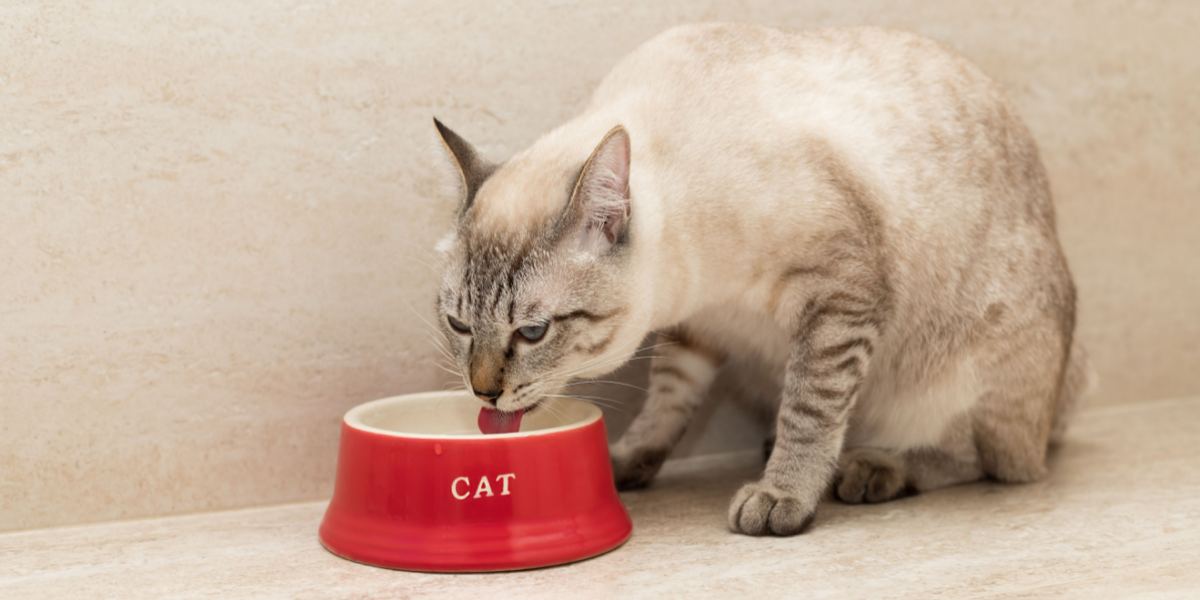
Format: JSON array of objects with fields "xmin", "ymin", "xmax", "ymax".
[{"xmin": 2, "ymin": 1, "xmax": 1197, "ymax": 532}]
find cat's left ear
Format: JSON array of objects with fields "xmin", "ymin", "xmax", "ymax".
[
  {"xmin": 433, "ymin": 117, "xmax": 495, "ymax": 216},
  {"xmin": 568, "ymin": 126, "xmax": 631, "ymax": 254}
]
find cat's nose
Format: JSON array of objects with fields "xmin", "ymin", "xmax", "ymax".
[{"xmin": 473, "ymin": 388, "xmax": 501, "ymax": 405}]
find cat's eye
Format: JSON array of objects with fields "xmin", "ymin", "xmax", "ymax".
[
  {"xmin": 516, "ymin": 323, "xmax": 549, "ymax": 343},
  {"xmin": 447, "ymin": 315, "xmax": 471, "ymax": 334}
]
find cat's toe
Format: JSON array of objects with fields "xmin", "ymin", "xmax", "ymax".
[
  {"xmin": 727, "ymin": 481, "xmax": 817, "ymax": 536},
  {"xmin": 835, "ymin": 448, "xmax": 909, "ymax": 504},
  {"xmin": 610, "ymin": 446, "xmax": 669, "ymax": 491}
]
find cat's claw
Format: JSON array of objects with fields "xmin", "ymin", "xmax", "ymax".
[{"xmin": 727, "ymin": 481, "xmax": 816, "ymax": 536}]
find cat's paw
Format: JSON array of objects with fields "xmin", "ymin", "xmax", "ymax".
[
  {"xmin": 834, "ymin": 448, "xmax": 910, "ymax": 504},
  {"xmin": 727, "ymin": 481, "xmax": 816, "ymax": 536},
  {"xmin": 610, "ymin": 445, "xmax": 669, "ymax": 491}
]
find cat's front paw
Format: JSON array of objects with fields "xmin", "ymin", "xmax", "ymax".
[
  {"xmin": 610, "ymin": 445, "xmax": 669, "ymax": 491},
  {"xmin": 727, "ymin": 481, "xmax": 817, "ymax": 536}
]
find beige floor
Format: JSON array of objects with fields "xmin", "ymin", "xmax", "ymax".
[{"xmin": 2, "ymin": 397, "xmax": 1197, "ymax": 599}]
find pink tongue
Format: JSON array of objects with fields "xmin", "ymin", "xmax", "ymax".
[{"xmin": 477, "ymin": 407, "xmax": 525, "ymax": 434}]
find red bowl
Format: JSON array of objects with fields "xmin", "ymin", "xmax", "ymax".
[{"xmin": 318, "ymin": 391, "xmax": 632, "ymax": 572}]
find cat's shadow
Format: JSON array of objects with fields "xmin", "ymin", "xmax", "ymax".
[{"xmin": 619, "ymin": 434, "xmax": 1107, "ymax": 532}]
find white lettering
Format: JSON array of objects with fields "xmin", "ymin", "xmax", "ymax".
[
  {"xmin": 451, "ymin": 476, "xmax": 471, "ymax": 500},
  {"xmin": 497, "ymin": 472, "xmax": 516, "ymax": 496},
  {"xmin": 474, "ymin": 476, "xmax": 494, "ymax": 498},
  {"xmin": 451, "ymin": 474, "xmax": 516, "ymax": 500}
]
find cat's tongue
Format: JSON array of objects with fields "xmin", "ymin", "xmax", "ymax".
[{"xmin": 477, "ymin": 407, "xmax": 525, "ymax": 434}]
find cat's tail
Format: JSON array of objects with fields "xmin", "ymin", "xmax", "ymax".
[{"xmin": 1050, "ymin": 337, "xmax": 1096, "ymax": 445}]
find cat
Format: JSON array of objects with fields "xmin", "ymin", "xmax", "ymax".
[{"xmin": 430, "ymin": 23, "xmax": 1089, "ymax": 536}]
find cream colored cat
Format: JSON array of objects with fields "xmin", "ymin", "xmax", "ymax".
[{"xmin": 431, "ymin": 23, "xmax": 1088, "ymax": 536}]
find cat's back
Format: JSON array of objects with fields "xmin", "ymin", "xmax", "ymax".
[
  {"xmin": 597, "ymin": 23, "xmax": 957, "ymax": 94},
  {"xmin": 590, "ymin": 23, "xmax": 1049, "ymax": 241},
  {"xmin": 595, "ymin": 23, "xmax": 1009, "ymax": 159},
  {"xmin": 583, "ymin": 24, "xmax": 1069, "ymax": 333},
  {"xmin": 596, "ymin": 23, "xmax": 997, "ymax": 113}
]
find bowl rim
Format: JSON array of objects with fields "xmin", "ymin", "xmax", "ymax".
[{"xmin": 343, "ymin": 390, "xmax": 602, "ymax": 440}]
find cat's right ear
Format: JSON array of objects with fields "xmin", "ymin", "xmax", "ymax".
[
  {"xmin": 433, "ymin": 117, "xmax": 495, "ymax": 215},
  {"xmin": 566, "ymin": 126, "xmax": 632, "ymax": 256}
]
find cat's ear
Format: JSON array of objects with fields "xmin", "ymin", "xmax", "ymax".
[
  {"xmin": 433, "ymin": 117, "xmax": 495, "ymax": 215},
  {"xmin": 568, "ymin": 126, "xmax": 631, "ymax": 254}
]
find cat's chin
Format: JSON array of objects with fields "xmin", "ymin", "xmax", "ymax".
[{"xmin": 494, "ymin": 394, "xmax": 543, "ymax": 415}]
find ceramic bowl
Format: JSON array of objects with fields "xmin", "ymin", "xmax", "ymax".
[{"xmin": 318, "ymin": 391, "xmax": 632, "ymax": 572}]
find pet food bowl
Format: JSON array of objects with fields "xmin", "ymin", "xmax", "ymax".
[{"xmin": 318, "ymin": 391, "xmax": 632, "ymax": 572}]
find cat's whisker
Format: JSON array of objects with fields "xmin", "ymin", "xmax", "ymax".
[
  {"xmin": 561, "ymin": 379, "xmax": 649, "ymax": 394},
  {"xmin": 545, "ymin": 352, "xmax": 640, "ymax": 379},
  {"xmin": 541, "ymin": 340, "xmax": 670, "ymax": 380},
  {"xmin": 402, "ymin": 299, "xmax": 476, "ymax": 396},
  {"xmin": 395, "ymin": 239, "xmax": 444, "ymax": 276},
  {"xmin": 543, "ymin": 353, "xmax": 664, "ymax": 383},
  {"xmin": 404, "ymin": 300, "xmax": 450, "ymax": 343},
  {"xmin": 432, "ymin": 364, "xmax": 463, "ymax": 379},
  {"xmin": 536, "ymin": 378, "xmax": 622, "ymax": 403},
  {"xmin": 538, "ymin": 393, "xmax": 633, "ymax": 416},
  {"xmin": 571, "ymin": 342, "xmax": 676, "ymax": 369},
  {"xmin": 436, "ymin": 376, "xmax": 463, "ymax": 391}
]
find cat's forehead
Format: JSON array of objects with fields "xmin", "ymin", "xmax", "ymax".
[
  {"xmin": 467, "ymin": 152, "xmax": 580, "ymax": 235},
  {"xmin": 462, "ymin": 233, "xmax": 532, "ymax": 269},
  {"xmin": 444, "ymin": 229, "xmax": 552, "ymax": 303},
  {"xmin": 438, "ymin": 144, "xmax": 590, "ymax": 313}
]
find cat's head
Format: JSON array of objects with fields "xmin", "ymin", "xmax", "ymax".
[{"xmin": 431, "ymin": 119, "xmax": 651, "ymax": 412}]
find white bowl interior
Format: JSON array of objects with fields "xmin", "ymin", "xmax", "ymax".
[{"xmin": 344, "ymin": 391, "xmax": 601, "ymax": 439}]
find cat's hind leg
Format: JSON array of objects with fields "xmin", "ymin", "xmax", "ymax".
[
  {"xmin": 610, "ymin": 326, "xmax": 724, "ymax": 490},
  {"xmin": 835, "ymin": 316, "xmax": 1070, "ymax": 502},
  {"xmin": 970, "ymin": 317, "xmax": 1067, "ymax": 483},
  {"xmin": 834, "ymin": 448, "xmax": 909, "ymax": 503},
  {"xmin": 835, "ymin": 417, "xmax": 983, "ymax": 503}
]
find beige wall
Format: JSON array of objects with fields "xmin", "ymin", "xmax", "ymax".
[{"xmin": 2, "ymin": 1, "xmax": 1197, "ymax": 532}]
